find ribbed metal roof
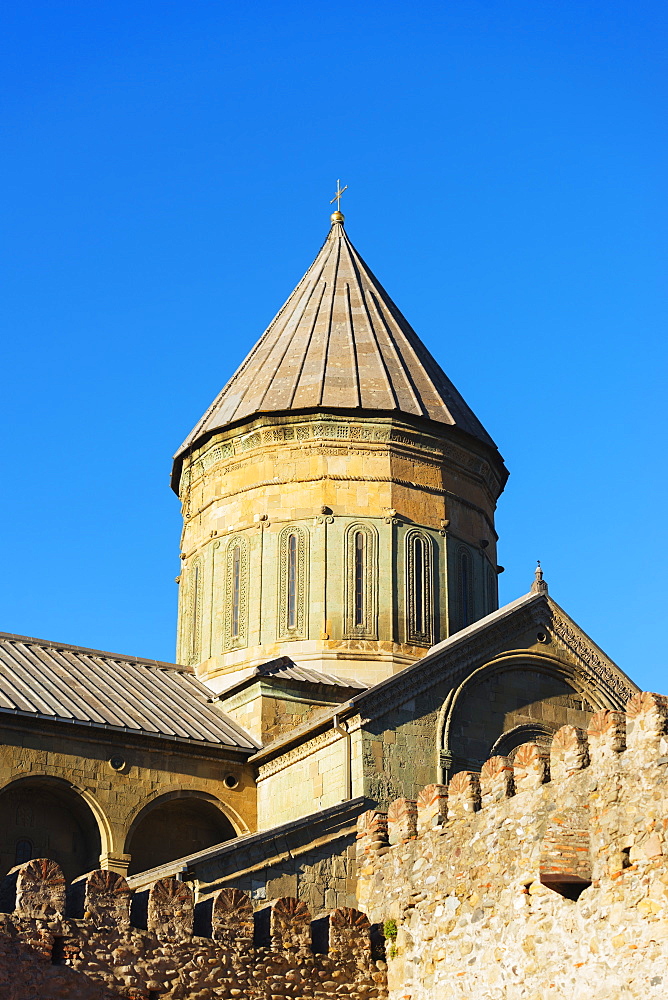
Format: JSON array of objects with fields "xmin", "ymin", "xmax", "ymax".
[
  {"xmin": 218, "ymin": 655, "xmax": 367, "ymax": 700},
  {"xmin": 174, "ymin": 218, "xmax": 496, "ymax": 465},
  {"xmin": 0, "ymin": 632, "xmax": 259, "ymax": 750}
]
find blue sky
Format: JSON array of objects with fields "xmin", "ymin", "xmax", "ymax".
[{"xmin": 1, "ymin": 1, "xmax": 666, "ymax": 689}]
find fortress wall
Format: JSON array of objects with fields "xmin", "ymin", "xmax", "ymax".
[
  {"xmin": 0, "ymin": 863, "xmax": 386, "ymax": 1000},
  {"xmin": 358, "ymin": 692, "xmax": 668, "ymax": 1000}
]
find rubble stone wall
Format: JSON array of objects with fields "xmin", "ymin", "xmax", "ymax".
[
  {"xmin": 0, "ymin": 861, "xmax": 387, "ymax": 1000},
  {"xmin": 357, "ymin": 691, "xmax": 668, "ymax": 1000}
]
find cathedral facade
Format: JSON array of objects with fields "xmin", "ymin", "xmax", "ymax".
[{"xmin": 0, "ymin": 209, "xmax": 637, "ymax": 913}]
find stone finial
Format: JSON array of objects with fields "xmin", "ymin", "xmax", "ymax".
[
  {"xmin": 270, "ymin": 897, "xmax": 311, "ymax": 953},
  {"xmin": 387, "ymin": 798, "xmax": 418, "ymax": 844},
  {"xmin": 147, "ymin": 877, "xmax": 193, "ymax": 941},
  {"xmin": 356, "ymin": 809, "xmax": 389, "ymax": 860},
  {"xmin": 587, "ymin": 709, "xmax": 626, "ymax": 762},
  {"xmin": 513, "ymin": 742, "xmax": 549, "ymax": 792},
  {"xmin": 417, "ymin": 784, "xmax": 448, "ymax": 832},
  {"xmin": 329, "ymin": 907, "xmax": 371, "ymax": 962},
  {"xmin": 531, "ymin": 561, "xmax": 548, "ymax": 594},
  {"xmin": 447, "ymin": 771, "xmax": 481, "ymax": 819},
  {"xmin": 212, "ymin": 887, "xmax": 254, "ymax": 950},
  {"xmin": 480, "ymin": 756, "xmax": 514, "ymax": 806},
  {"xmin": 626, "ymin": 691, "xmax": 668, "ymax": 758},
  {"xmin": 550, "ymin": 725, "xmax": 589, "ymax": 781},
  {"xmin": 81, "ymin": 869, "xmax": 131, "ymax": 927},
  {"xmin": 15, "ymin": 859, "xmax": 66, "ymax": 920}
]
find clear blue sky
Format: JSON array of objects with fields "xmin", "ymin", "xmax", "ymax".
[{"xmin": 1, "ymin": 2, "xmax": 666, "ymax": 689}]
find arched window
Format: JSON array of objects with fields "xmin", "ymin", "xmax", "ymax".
[
  {"xmin": 486, "ymin": 565, "xmax": 497, "ymax": 615},
  {"xmin": 278, "ymin": 526, "xmax": 308, "ymax": 639},
  {"xmin": 287, "ymin": 533, "xmax": 298, "ymax": 630},
  {"xmin": 186, "ymin": 559, "xmax": 202, "ymax": 666},
  {"xmin": 14, "ymin": 838, "xmax": 33, "ymax": 866},
  {"xmin": 224, "ymin": 537, "xmax": 249, "ymax": 650},
  {"xmin": 406, "ymin": 530, "xmax": 434, "ymax": 645},
  {"xmin": 458, "ymin": 548, "xmax": 474, "ymax": 630},
  {"xmin": 344, "ymin": 523, "xmax": 378, "ymax": 638},
  {"xmin": 354, "ymin": 532, "xmax": 365, "ymax": 626}
]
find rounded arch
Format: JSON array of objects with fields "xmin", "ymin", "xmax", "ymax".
[
  {"xmin": 344, "ymin": 520, "xmax": 378, "ymax": 638},
  {"xmin": 490, "ymin": 722, "xmax": 555, "ymax": 759},
  {"xmin": 0, "ymin": 775, "xmax": 106, "ymax": 881},
  {"xmin": 123, "ymin": 789, "xmax": 242, "ymax": 877},
  {"xmin": 405, "ymin": 528, "xmax": 435, "ymax": 645},
  {"xmin": 437, "ymin": 651, "xmax": 613, "ymax": 780}
]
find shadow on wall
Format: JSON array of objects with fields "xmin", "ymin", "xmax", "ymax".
[{"xmin": 0, "ymin": 777, "xmax": 102, "ymax": 883}]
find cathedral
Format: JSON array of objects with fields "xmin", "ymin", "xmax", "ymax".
[{"xmin": 0, "ymin": 205, "xmax": 638, "ymax": 914}]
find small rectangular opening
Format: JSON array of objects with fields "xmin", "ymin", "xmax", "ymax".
[
  {"xmin": 51, "ymin": 936, "xmax": 66, "ymax": 965},
  {"xmin": 311, "ymin": 915, "xmax": 329, "ymax": 955},
  {"xmin": 253, "ymin": 906, "xmax": 271, "ymax": 948},
  {"xmin": 541, "ymin": 877, "xmax": 591, "ymax": 901}
]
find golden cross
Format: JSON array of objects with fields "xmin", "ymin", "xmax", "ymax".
[{"xmin": 330, "ymin": 179, "xmax": 348, "ymax": 212}]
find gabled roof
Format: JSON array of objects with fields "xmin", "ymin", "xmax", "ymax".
[
  {"xmin": 249, "ymin": 591, "xmax": 639, "ymax": 763},
  {"xmin": 0, "ymin": 632, "xmax": 259, "ymax": 751},
  {"xmin": 174, "ymin": 217, "xmax": 498, "ymax": 466},
  {"xmin": 217, "ymin": 655, "xmax": 367, "ymax": 701}
]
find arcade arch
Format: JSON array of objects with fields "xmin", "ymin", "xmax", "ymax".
[
  {"xmin": 124, "ymin": 790, "xmax": 238, "ymax": 876},
  {"xmin": 0, "ymin": 776, "xmax": 103, "ymax": 881}
]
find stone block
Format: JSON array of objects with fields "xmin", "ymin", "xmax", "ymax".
[
  {"xmin": 387, "ymin": 798, "xmax": 418, "ymax": 844},
  {"xmin": 15, "ymin": 858, "xmax": 66, "ymax": 919},
  {"xmin": 512, "ymin": 742, "xmax": 548, "ymax": 792},
  {"xmin": 587, "ymin": 709, "xmax": 626, "ymax": 761},
  {"xmin": 147, "ymin": 877, "xmax": 193, "ymax": 941},
  {"xmin": 270, "ymin": 896, "xmax": 311, "ymax": 953},
  {"xmin": 550, "ymin": 725, "xmax": 589, "ymax": 781},
  {"xmin": 626, "ymin": 691, "xmax": 668, "ymax": 759},
  {"xmin": 211, "ymin": 887, "xmax": 253, "ymax": 950},
  {"xmin": 447, "ymin": 771, "xmax": 481, "ymax": 819},
  {"xmin": 480, "ymin": 756, "xmax": 514, "ymax": 805},
  {"xmin": 416, "ymin": 783, "xmax": 448, "ymax": 832}
]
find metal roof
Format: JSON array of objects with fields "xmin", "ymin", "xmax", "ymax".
[
  {"xmin": 218, "ymin": 655, "xmax": 367, "ymax": 700},
  {"xmin": 0, "ymin": 632, "xmax": 259, "ymax": 750},
  {"xmin": 174, "ymin": 217, "xmax": 498, "ymax": 468}
]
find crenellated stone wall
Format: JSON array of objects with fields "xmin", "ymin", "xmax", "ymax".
[
  {"xmin": 0, "ymin": 860, "xmax": 387, "ymax": 1000},
  {"xmin": 357, "ymin": 691, "xmax": 668, "ymax": 1000}
]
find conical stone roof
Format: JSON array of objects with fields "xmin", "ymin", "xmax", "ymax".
[{"xmin": 175, "ymin": 217, "xmax": 496, "ymax": 460}]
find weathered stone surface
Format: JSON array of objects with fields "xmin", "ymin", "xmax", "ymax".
[
  {"xmin": 211, "ymin": 887, "xmax": 253, "ymax": 949},
  {"xmin": 587, "ymin": 708, "xmax": 626, "ymax": 760},
  {"xmin": 416, "ymin": 784, "xmax": 447, "ymax": 832},
  {"xmin": 360, "ymin": 693, "xmax": 668, "ymax": 999},
  {"xmin": 15, "ymin": 858, "xmax": 66, "ymax": 919},
  {"xmin": 270, "ymin": 896, "xmax": 311, "ymax": 952},
  {"xmin": 387, "ymin": 798, "xmax": 417, "ymax": 844},
  {"xmin": 479, "ymin": 756, "xmax": 513, "ymax": 805},
  {"xmin": 147, "ymin": 877, "xmax": 193, "ymax": 941},
  {"xmin": 446, "ymin": 771, "xmax": 480, "ymax": 818},
  {"xmin": 512, "ymin": 741, "xmax": 548, "ymax": 791},
  {"xmin": 549, "ymin": 724, "xmax": 589, "ymax": 780},
  {"xmin": 82, "ymin": 869, "xmax": 131, "ymax": 927}
]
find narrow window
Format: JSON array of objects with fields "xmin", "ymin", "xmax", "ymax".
[
  {"xmin": 231, "ymin": 545, "xmax": 241, "ymax": 638},
  {"xmin": 354, "ymin": 531, "xmax": 365, "ymax": 626},
  {"xmin": 413, "ymin": 536, "xmax": 425, "ymax": 634},
  {"xmin": 406, "ymin": 531, "xmax": 433, "ymax": 644},
  {"xmin": 287, "ymin": 533, "xmax": 298, "ymax": 629},
  {"xmin": 460, "ymin": 552, "xmax": 471, "ymax": 627},
  {"xmin": 14, "ymin": 839, "xmax": 32, "ymax": 865},
  {"xmin": 191, "ymin": 563, "xmax": 200, "ymax": 662}
]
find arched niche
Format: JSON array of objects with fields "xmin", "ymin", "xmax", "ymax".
[
  {"xmin": 440, "ymin": 653, "xmax": 602, "ymax": 776},
  {"xmin": 124, "ymin": 791, "xmax": 238, "ymax": 876},
  {"xmin": 0, "ymin": 776, "xmax": 103, "ymax": 881}
]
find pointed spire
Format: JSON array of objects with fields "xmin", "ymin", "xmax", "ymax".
[
  {"xmin": 531, "ymin": 561, "xmax": 548, "ymax": 594},
  {"xmin": 174, "ymin": 216, "xmax": 499, "ymax": 461}
]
